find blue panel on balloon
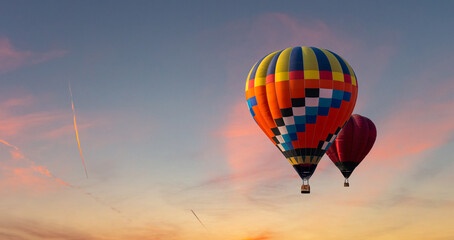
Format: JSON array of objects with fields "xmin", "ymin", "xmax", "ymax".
[
  {"xmin": 318, "ymin": 107, "xmax": 330, "ymax": 116},
  {"xmin": 289, "ymin": 133, "xmax": 298, "ymax": 141},
  {"xmin": 306, "ymin": 107, "xmax": 318, "ymax": 115},
  {"xmin": 343, "ymin": 91, "xmax": 351, "ymax": 101},
  {"xmin": 306, "ymin": 115, "xmax": 317, "ymax": 124},
  {"xmin": 296, "ymin": 124, "xmax": 306, "ymax": 132},
  {"xmin": 289, "ymin": 47, "xmax": 303, "ymax": 71},
  {"xmin": 331, "ymin": 99, "xmax": 342, "ymax": 108},
  {"xmin": 319, "ymin": 98, "xmax": 331, "ymax": 107},
  {"xmin": 249, "ymin": 107, "xmax": 255, "ymax": 117},
  {"xmin": 267, "ymin": 52, "xmax": 281, "ymax": 75},
  {"xmin": 282, "ymin": 143, "xmax": 289, "ymax": 151},
  {"xmin": 310, "ymin": 47, "xmax": 332, "ymax": 72},
  {"xmin": 282, "ymin": 134, "xmax": 291, "ymax": 142},
  {"xmin": 294, "ymin": 116, "xmax": 306, "ymax": 124},
  {"xmin": 286, "ymin": 125, "xmax": 297, "ymax": 134},
  {"xmin": 333, "ymin": 90, "xmax": 344, "ymax": 100},
  {"xmin": 247, "ymin": 96, "xmax": 257, "ymax": 106},
  {"xmin": 285, "ymin": 142, "xmax": 294, "ymax": 149}
]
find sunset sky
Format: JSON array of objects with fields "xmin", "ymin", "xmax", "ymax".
[{"xmin": 1, "ymin": 1, "xmax": 454, "ymax": 239}]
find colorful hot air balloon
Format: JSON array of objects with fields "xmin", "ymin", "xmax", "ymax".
[
  {"xmin": 245, "ymin": 47, "xmax": 358, "ymax": 193},
  {"xmin": 326, "ymin": 114, "xmax": 376, "ymax": 187}
]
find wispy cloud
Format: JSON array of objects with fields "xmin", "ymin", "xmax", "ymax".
[
  {"xmin": 0, "ymin": 139, "xmax": 68, "ymax": 193},
  {"xmin": 0, "ymin": 216, "xmax": 188, "ymax": 240},
  {"xmin": 0, "ymin": 218, "xmax": 98, "ymax": 240},
  {"xmin": 0, "ymin": 37, "xmax": 67, "ymax": 74},
  {"xmin": 240, "ymin": 231, "xmax": 273, "ymax": 240},
  {"xmin": 0, "ymin": 94, "xmax": 68, "ymax": 138},
  {"xmin": 214, "ymin": 101, "xmax": 293, "ymax": 193},
  {"xmin": 368, "ymin": 80, "xmax": 454, "ymax": 166},
  {"xmin": 0, "ymin": 138, "xmax": 129, "ymax": 219}
]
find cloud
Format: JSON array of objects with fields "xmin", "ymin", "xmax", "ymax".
[
  {"xmin": 221, "ymin": 13, "xmax": 358, "ymax": 56},
  {"xmin": 0, "ymin": 218, "xmax": 99, "ymax": 240},
  {"xmin": 0, "ymin": 216, "xmax": 184, "ymax": 240},
  {"xmin": 0, "ymin": 37, "xmax": 67, "ymax": 74},
  {"xmin": 368, "ymin": 80, "xmax": 454, "ymax": 166},
  {"xmin": 214, "ymin": 100, "xmax": 294, "ymax": 193},
  {"xmin": 241, "ymin": 231, "xmax": 273, "ymax": 240},
  {"xmin": 0, "ymin": 138, "xmax": 66, "ymax": 194},
  {"xmin": 325, "ymin": 79, "xmax": 454, "ymax": 208},
  {"xmin": 0, "ymin": 94, "xmax": 70, "ymax": 138},
  {"xmin": 0, "ymin": 111, "xmax": 68, "ymax": 137}
]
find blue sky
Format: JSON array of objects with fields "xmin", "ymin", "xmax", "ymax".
[{"xmin": 1, "ymin": 1, "xmax": 454, "ymax": 239}]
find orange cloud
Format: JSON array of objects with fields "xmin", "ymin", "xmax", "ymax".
[
  {"xmin": 0, "ymin": 217, "xmax": 187, "ymax": 240},
  {"xmin": 0, "ymin": 37, "xmax": 67, "ymax": 74},
  {"xmin": 0, "ymin": 138, "xmax": 128, "ymax": 218},
  {"xmin": 0, "ymin": 218, "xmax": 99, "ymax": 240},
  {"xmin": 241, "ymin": 232, "xmax": 272, "ymax": 240}
]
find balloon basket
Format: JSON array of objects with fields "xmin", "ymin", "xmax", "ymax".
[
  {"xmin": 301, "ymin": 184, "xmax": 310, "ymax": 194},
  {"xmin": 344, "ymin": 178, "xmax": 349, "ymax": 187},
  {"xmin": 301, "ymin": 179, "xmax": 311, "ymax": 194}
]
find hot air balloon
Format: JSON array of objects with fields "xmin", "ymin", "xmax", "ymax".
[
  {"xmin": 245, "ymin": 47, "xmax": 358, "ymax": 193},
  {"xmin": 326, "ymin": 114, "xmax": 376, "ymax": 187}
]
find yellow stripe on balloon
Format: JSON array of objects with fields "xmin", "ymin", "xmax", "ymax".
[
  {"xmin": 275, "ymin": 48, "xmax": 292, "ymax": 82},
  {"xmin": 255, "ymin": 51, "xmax": 279, "ymax": 87},
  {"xmin": 302, "ymin": 47, "xmax": 319, "ymax": 79}
]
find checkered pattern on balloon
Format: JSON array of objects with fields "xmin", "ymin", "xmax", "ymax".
[{"xmin": 245, "ymin": 46, "xmax": 358, "ymax": 181}]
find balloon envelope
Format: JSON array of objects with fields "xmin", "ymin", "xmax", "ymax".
[
  {"xmin": 326, "ymin": 114, "xmax": 377, "ymax": 179},
  {"xmin": 245, "ymin": 46, "xmax": 358, "ymax": 183}
]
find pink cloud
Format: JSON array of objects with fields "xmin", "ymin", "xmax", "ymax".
[
  {"xmin": 0, "ymin": 37, "xmax": 67, "ymax": 74},
  {"xmin": 367, "ymin": 80, "xmax": 454, "ymax": 167},
  {"xmin": 327, "ymin": 80, "xmax": 454, "ymax": 207},
  {"xmin": 213, "ymin": 100, "xmax": 297, "ymax": 193},
  {"xmin": 0, "ymin": 140, "xmax": 62, "ymax": 194},
  {"xmin": 0, "ymin": 92, "xmax": 98, "ymax": 142},
  {"xmin": 0, "ymin": 111, "xmax": 68, "ymax": 136},
  {"xmin": 222, "ymin": 13, "xmax": 358, "ymax": 56},
  {"xmin": 0, "ymin": 138, "xmax": 127, "ymax": 218}
]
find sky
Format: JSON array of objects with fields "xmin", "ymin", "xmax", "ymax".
[{"xmin": 1, "ymin": 0, "xmax": 454, "ymax": 239}]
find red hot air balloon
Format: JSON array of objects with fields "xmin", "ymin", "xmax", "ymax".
[
  {"xmin": 326, "ymin": 114, "xmax": 377, "ymax": 187},
  {"xmin": 245, "ymin": 47, "xmax": 358, "ymax": 193}
]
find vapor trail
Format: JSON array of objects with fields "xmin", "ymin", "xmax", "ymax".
[
  {"xmin": 0, "ymin": 139, "xmax": 125, "ymax": 217},
  {"xmin": 68, "ymin": 82, "xmax": 88, "ymax": 178},
  {"xmin": 0, "ymin": 139, "xmax": 19, "ymax": 151},
  {"xmin": 191, "ymin": 209, "xmax": 208, "ymax": 231}
]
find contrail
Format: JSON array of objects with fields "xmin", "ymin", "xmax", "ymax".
[
  {"xmin": 0, "ymin": 139, "xmax": 126, "ymax": 218},
  {"xmin": 191, "ymin": 209, "xmax": 208, "ymax": 231},
  {"xmin": 0, "ymin": 139, "xmax": 19, "ymax": 151},
  {"xmin": 68, "ymin": 82, "xmax": 88, "ymax": 178}
]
